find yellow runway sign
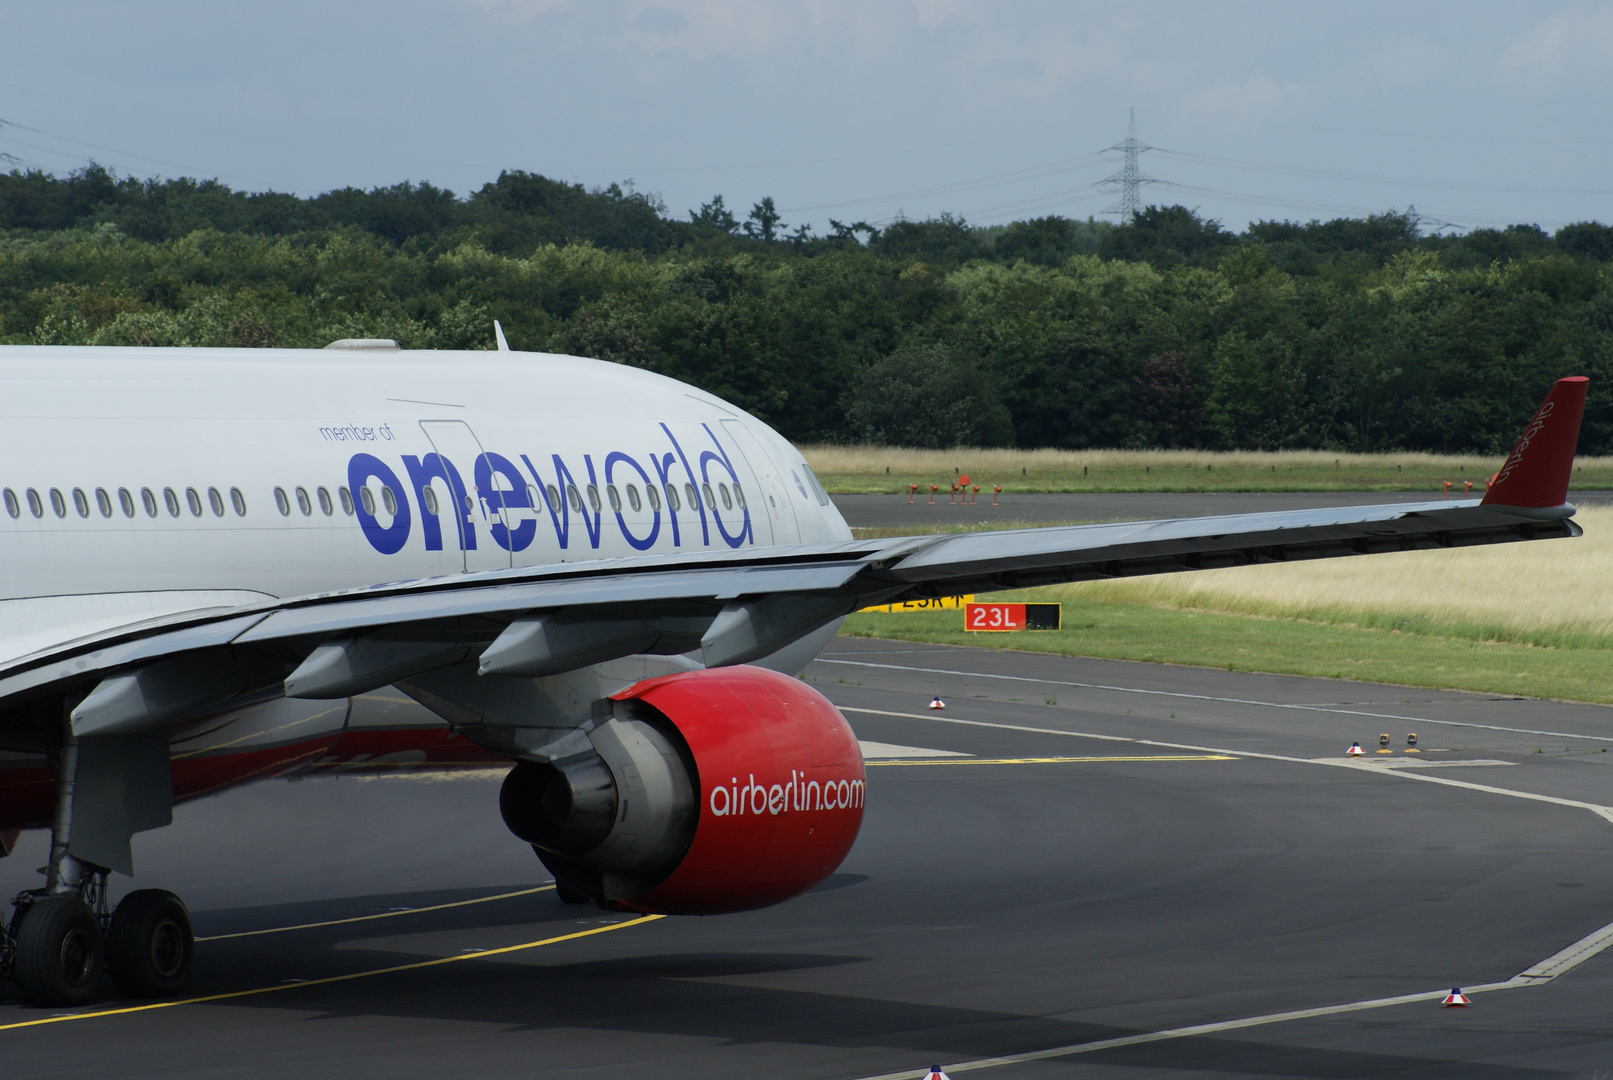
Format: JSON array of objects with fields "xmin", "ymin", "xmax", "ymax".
[{"xmin": 859, "ymin": 595, "xmax": 974, "ymax": 614}]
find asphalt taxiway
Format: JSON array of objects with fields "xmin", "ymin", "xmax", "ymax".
[{"xmin": 5, "ymin": 636, "xmax": 1613, "ymax": 1077}]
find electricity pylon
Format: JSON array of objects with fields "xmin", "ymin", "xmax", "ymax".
[{"xmin": 1099, "ymin": 108, "xmax": 1159, "ymax": 224}]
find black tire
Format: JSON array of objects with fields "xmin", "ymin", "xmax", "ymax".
[
  {"xmin": 554, "ymin": 880, "xmax": 590, "ymax": 905},
  {"xmin": 107, "ymin": 889, "xmax": 193, "ymax": 998},
  {"xmin": 13, "ymin": 896, "xmax": 104, "ymax": 1007}
]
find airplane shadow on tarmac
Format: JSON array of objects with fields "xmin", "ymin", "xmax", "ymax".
[{"xmin": 50, "ymin": 884, "xmax": 1541, "ymax": 1080}]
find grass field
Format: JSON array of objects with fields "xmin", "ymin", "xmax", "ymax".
[
  {"xmin": 842, "ymin": 506, "xmax": 1613, "ymax": 704},
  {"xmin": 803, "ymin": 444, "xmax": 1613, "ymax": 495}
]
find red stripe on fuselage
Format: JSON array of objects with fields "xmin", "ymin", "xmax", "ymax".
[{"xmin": 0, "ymin": 726, "xmax": 503, "ymax": 832}]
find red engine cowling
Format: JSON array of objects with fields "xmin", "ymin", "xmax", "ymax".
[{"xmin": 501, "ymin": 666, "xmax": 865, "ymax": 915}]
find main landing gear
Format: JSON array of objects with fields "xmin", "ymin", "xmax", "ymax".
[
  {"xmin": 5, "ymin": 884, "xmax": 196, "ymax": 1006},
  {"xmin": 2, "ymin": 731, "xmax": 194, "ymax": 1007}
]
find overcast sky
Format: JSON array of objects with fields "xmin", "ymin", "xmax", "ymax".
[{"xmin": 2, "ymin": 1, "xmax": 1610, "ymax": 234}]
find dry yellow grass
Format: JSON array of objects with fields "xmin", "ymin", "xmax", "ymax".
[
  {"xmin": 804, "ymin": 444, "xmax": 1529, "ymax": 475},
  {"xmin": 1051, "ymin": 505, "xmax": 1613, "ymax": 642},
  {"xmin": 801, "ymin": 444, "xmax": 1613, "ymax": 494}
]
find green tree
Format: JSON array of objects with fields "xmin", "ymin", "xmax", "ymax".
[
  {"xmin": 744, "ymin": 197, "xmax": 783, "ymax": 243},
  {"xmin": 843, "ymin": 344, "xmax": 1013, "ymax": 448}
]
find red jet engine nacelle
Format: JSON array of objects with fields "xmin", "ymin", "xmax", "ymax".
[{"xmin": 501, "ymin": 665, "xmax": 865, "ymax": 915}]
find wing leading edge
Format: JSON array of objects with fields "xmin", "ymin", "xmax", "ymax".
[{"xmin": 0, "ymin": 377, "xmax": 1587, "ymax": 739}]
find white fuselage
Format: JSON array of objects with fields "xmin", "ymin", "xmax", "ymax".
[{"xmin": 0, "ymin": 346, "xmax": 853, "ymax": 664}]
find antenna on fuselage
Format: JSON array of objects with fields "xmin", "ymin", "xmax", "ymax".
[{"xmin": 493, "ymin": 320, "xmax": 511, "ymax": 352}]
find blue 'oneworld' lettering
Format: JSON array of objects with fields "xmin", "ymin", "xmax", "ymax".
[{"xmin": 349, "ymin": 423, "xmax": 756, "ymax": 557}]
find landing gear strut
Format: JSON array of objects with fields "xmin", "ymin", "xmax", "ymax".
[{"xmin": 3, "ymin": 724, "xmax": 194, "ymax": 1005}]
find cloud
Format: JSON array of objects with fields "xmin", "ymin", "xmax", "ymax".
[
  {"xmin": 456, "ymin": 0, "xmax": 828, "ymax": 57},
  {"xmin": 1499, "ymin": 4, "xmax": 1613, "ymax": 94},
  {"xmin": 1187, "ymin": 74, "xmax": 1307, "ymax": 125}
]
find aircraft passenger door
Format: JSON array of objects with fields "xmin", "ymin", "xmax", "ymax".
[
  {"xmin": 419, "ymin": 420, "xmax": 512, "ymax": 572},
  {"xmin": 720, "ymin": 420, "xmax": 799, "ymax": 546}
]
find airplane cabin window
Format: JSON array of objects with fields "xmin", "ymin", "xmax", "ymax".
[
  {"xmin": 186, "ymin": 488, "xmax": 203, "ymax": 517},
  {"xmin": 607, "ymin": 485, "xmax": 622, "ymax": 512},
  {"xmin": 626, "ymin": 484, "xmax": 641, "ymax": 512},
  {"xmin": 2, "ymin": 489, "xmax": 17, "ymax": 518},
  {"xmin": 646, "ymin": 484, "xmax": 661, "ymax": 512},
  {"xmin": 586, "ymin": 484, "xmax": 602, "ymax": 513},
  {"xmin": 566, "ymin": 485, "xmax": 582, "ymax": 513},
  {"xmin": 545, "ymin": 485, "xmax": 560, "ymax": 513},
  {"xmin": 701, "ymin": 483, "xmax": 715, "ymax": 511},
  {"xmin": 684, "ymin": 483, "xmax": 699, "ymax": 510},
  {"xmin": 719, "ymin": 483, "xmax": 733, "ymax": 510},
  {"xmin": 274, "ymin": 487, "xmax": 290, "ymax": 516},
  {"xmin": 27, "ymin": 489, "xmax": 43, "ymax": 518},
  {"xmin": 164, "ymin": 488, "xmax": 181, "ymax": 517},
  {"xmin": 525, "ymin": 485, "xmax": 541, "ymax": 512},
  {"xmin": 141, "ymin": 488, "xmax": 158, "ymax": 518},
  {"xmin": 317, "ymin": 487, "xmax": 332, "ymax": 515},
  {"xmin": 208, "ymin": 487, "xmax": 225, "ymax": 517},
  {"xmin": 231, "ymin": 488, "xmax": 247, "ymax": 516},
  {"xmin": 49, "ymin": 489, "xmax": 65, "ymax": 518},
  {"xmin": 73, "ymin": 488, "xmax": 90, "ymax": 518},
  {"xmin": 381, "ymin": 486, "xmax": 397, "ymax": 516},
  {"xmin": 94, "ymin": 488, "xmax": 112, "ymax": 518},
  {"xmin": 118, "ymin": 488, "xmax": 135, "ymax": 518},
  {"xmin": 421, "ymin": 486, "xmax": 438, "ymax": 516},
  {"xmin": 339, "ymin": 487, "xmax": 354, "ymax": 515},
  {"xmin": 295, "ymin": 487, "xmax": 312, "ymax": 516},
  {"xmin": 360, "ymin": 487, "xmax": 376, "ymax": 515},
  {"xmin": 665, "ymin": 484, "xmax": 680, "ymax": 511},
  {"xmin": 733, "ymin": 484, "xmax": 746, "ymax": 509}
]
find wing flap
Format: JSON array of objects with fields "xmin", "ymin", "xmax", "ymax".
[{"xmin": 887, "ymin": 500, "xmax": 1572, "ymax": 588}]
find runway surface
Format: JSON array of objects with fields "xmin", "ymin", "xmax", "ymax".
[
  {"xmin": 833, "ymin": 490, "xmax": 1613, "ymax": 529},
  {"xmin": 6, "ymin": 636, "xmax": 1613, "ymax": 1077}
]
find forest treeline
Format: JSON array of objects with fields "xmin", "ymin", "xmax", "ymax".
[{"xmin": 3, "ymin": 164, "xmax": 1612, "ymax": 455}]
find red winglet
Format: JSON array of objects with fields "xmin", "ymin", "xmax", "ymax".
[{"xmin": 1480, "ymin": 376, "xmax": 1588, "ymax": 510}]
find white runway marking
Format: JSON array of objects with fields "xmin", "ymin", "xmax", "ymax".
[
  {"xmin": 1310, "ymin": 757, "xmax": 1515, "ymax": 768},
  {"xmin": 840, "ymin": 705, "xmax": 1613, "ymax": 828},
  {"xmin": 858, "ymin": 741, "xmax": 970, "ymax": 759},
  {"xmin": 818, "ymin": 657, "xmax": 1613, "ymax": 744},
  {"xmin": 851, "ymin": 914, "xmax": 1613, "ymax": 1079}
]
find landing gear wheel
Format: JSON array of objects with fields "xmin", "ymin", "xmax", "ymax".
[
  {"xmin": 107, "ymin": 889, "xmax": 193, "ymax": 998},
  {"xmin": 554, "ymin": 880, "xmax": 589, "ymax": 905},
  {"xmin": 13, "ymin": 896, "xmax": 105, "ymax": 1006}
]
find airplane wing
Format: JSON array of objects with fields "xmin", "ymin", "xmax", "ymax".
[{"xmin": 0, "ymin": 376, "xmax": 1588, "ymax": 740}]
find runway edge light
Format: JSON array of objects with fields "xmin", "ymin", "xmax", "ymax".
[
  {"xmin": 924, "ymin": 1068, "xmax": 953, "ymax": 1080},
  {"xmin": 1443, "ymin": 988, "xmax": 1471, "ymax": 1008},
  {"xmin": 929, "ymin": 697, "xmax": 946, "ymax": 711},
  {"xmin": 1346, "ymin": 742, "xmax": 1365, "ymax": 757}
]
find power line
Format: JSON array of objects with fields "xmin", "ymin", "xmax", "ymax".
[
  {"xmin": 0, "ymin": 118, "xmax": 265, "ymax": 185},
  {"xmin": 780, "ymin": 153, "xmax": 1103, "ymax": 216},
  {"xmin": 1159, "ymin": 147, "xmax": 1613, "ymax": 198}
]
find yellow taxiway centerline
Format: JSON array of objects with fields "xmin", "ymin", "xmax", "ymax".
[
  {"xmin": 0, "ymin": 914, "xmax": 663, "ymax": 1033},
  {"xmin": 196, "ymin": 885, "xmax": 556, "ymax": 941},
  {"xmin": 866, "ymin": 755, "xmax": 1235, "ymax": 767}
]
